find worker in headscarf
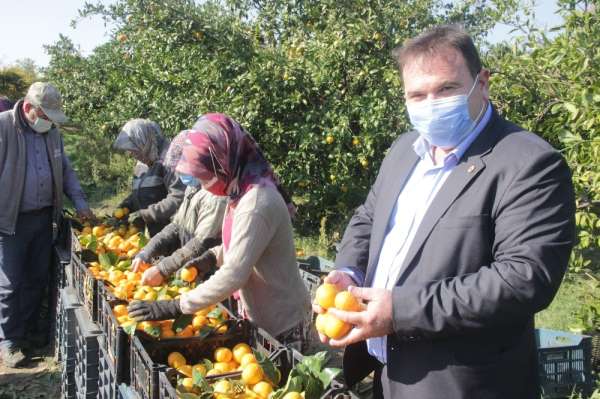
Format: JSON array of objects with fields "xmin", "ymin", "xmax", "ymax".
[
  {"xmin": 131, "ymin": 129, "xmax": 228, "ymax": 284},
  {"xmin": 128, "ymin": 113, "xmax": 310, "ymax": 348},
  {"xmin": 113, "ymin": 119, "xmax": 185, "ymax": 236}
]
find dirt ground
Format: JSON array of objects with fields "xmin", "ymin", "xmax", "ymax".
[{"xmin": 0, "ymin": 346, "xmax": 60, "ymax": 399}]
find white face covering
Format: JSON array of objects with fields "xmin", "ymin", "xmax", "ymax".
[
  {"xmin": 30, "ymin": 116, "xmax": 53, "ymax": 133},
  {"xmin": 406, "ymin": 74, "xmax": 484, "ymax": 148}
]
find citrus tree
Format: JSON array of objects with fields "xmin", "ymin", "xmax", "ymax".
[
  {"xmin": 45, "ymin": 0, "xmax": 514, "ymax": 234},
  {"xmin": 486, "ymin": 0, "xmax": 600, "ymax": 276}
]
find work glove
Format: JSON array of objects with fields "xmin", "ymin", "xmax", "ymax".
[
  {"xmin": 128, "ymin": 300, "xmax": 182, "ymax": 321},
  {"xmin": 181, "ymin": 250, "xmax": 217, "ymax": 272},
  {"xmin": 131, "ymin": 215, "xmax": 146, "ymax": 230}
]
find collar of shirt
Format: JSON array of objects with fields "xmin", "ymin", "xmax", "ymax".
[{"xmin": 412, "ymin": 101, "xmax": 493, "ymax": 169}]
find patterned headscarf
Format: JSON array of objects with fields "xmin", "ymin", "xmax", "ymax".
[
  {"xmin": 164, "ymin": 130, "xmax": 191, "ymax": 171},
  {"xmin": 176, "ymin": 113, "xmax": 294, "ymax": 215},
  {"xmin": 113, "ymin": 119, "xmax": 165, "ymax": 165}
]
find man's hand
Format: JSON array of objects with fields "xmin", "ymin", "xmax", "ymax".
[
  {"xmin": 320, "ymin": 286, "xmax": 394, "ymax": 348},
  {"xmin": 312, "ymin": 270, "xmax": 355, "ymax": 315},
  {"xmin": 141, "ymin": 266, "xmax": 164, "ymax": 286},
  {"xmin": 128, "ymin": 300, "xmax": 182, "ymax": 321},
  {"xmin": 77, "ymin": 208, "xmax": 95, "ymax": 221}
]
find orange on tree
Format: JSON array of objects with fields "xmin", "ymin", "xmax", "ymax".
[{"xmin": 315, "ymin": 283, "xmax": 339, "ymax": 309}]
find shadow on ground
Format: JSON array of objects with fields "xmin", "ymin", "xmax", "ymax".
[{"xmin": 0, "ymin": 346, "xmax": 60, "ymax": 399}]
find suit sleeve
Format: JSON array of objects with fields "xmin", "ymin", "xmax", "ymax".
[{"xmin": 391, "ymin": 150, "xmax": 576, "ymax": 339}]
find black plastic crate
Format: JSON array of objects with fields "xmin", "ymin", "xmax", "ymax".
[
  {"xmin": 99, "ymin": 335, "xmax": 119, "ymax": 399},
  {"xmin": 74, "ymin": 307, "xmax": 103, "ymax": 397},
  {"xmin": 298, "ymin": 268, "xmax": 322, "ymax": 349},
  {"xmin": 118, "ymin": 383, "xmax": 140, "ymax": 399},
  {"xmin": 57, "ymin": 287, "xmax": 82, "ymax": 363},
  {"xmin": 536, "ymin": 328, "xmax": 593, "ymax": 398},
  {"xmin": 130, "ymin": 318, "xmax": 254, "ymax": 399},
  {"xmin": 72, "ymin": 255, "xmax": 100, "ymax": 321},
  {"xmin": 158, "ymin": 347, "xmax": 289, "ymax": 399},
  {"xmin": 99, "ymin": 283, "xmax": 130, "ymax": 385}
]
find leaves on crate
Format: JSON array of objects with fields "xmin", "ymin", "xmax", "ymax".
[
  {"xmin": 255, "ymin": 351, "xmax": 280, "ymax": 386},
  {"xmin": 173, "ymin": 314, "xmax": 194, "ymax": 332},
  {"xmin": 123, "ymin": 321, "xmax": 137, "ymax": 336},
  {"xmin": 207, "ymin": 307, "xmax": 225, "ymax": 322},
  {"xmin": 271, "ymin": 351, "xmax": 341, "ymax": 399},
  {"xmin": 192, "ymin": 368, "xmax": 212, "ymax": 392},
  {"xmin": 114, "ymin": 258, "xmax": 132, "ymax": 271},
  {"xmin": 138, "ymin": 233, "xmax": 148, "ymax": 248},
  {"xmin": 79, "ymin": 234, "xmax": 98, "ymax": 252},
  {"xmin": 198, "ymin": 325, "xmax": 214, "ymax": 339},
  {"xmin": 318, "ymin": 366, "xmax": 341, "ymax": 388},
  {"xmin": 144, "ymin": 324, "xmax": 161, "ymax": 338},
  {"xmin": 99, "ymin": 251, "xmax": 119, "ymax": 269}
]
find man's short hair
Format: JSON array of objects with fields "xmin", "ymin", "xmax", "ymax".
[{"xmin": 392, "ymin": 24, "xmax": 482, "ymax": 78}]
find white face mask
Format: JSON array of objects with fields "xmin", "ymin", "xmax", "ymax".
[
  {"xmin": 28, "ymin": 109, "xmax": 53, "ymax": 133},
  {"xmin": 406, "ymin": 74, "xmax": 483, "ymax": 148}
]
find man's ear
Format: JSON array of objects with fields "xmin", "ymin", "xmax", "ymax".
[{"xmin": 479, "ymin": 68, "xmax": 491, "ymax": 101}]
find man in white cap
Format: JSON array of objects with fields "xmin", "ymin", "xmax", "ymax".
[{"xmin": 0, "ymin": 82, "xmax": 94, "ymax": 367}]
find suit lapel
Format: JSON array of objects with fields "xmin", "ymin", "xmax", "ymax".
[
  {"xmin": 392, "ymin": 111, "xmax": 503, "ymax": 285},
  {"xmin": 364, "ymin": 142, "xmax": 419, "ymax": 287}
]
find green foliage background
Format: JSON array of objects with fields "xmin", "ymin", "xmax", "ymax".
[{"xmin": 44, "ymin": 0, "xmax": 598, "ymax": 285}]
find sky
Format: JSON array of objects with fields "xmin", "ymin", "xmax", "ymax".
[{"xmin": 0, "ymin": 0, "xmax": 564, "ymax": 69}]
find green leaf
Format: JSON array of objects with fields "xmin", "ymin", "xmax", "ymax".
[
  {"xmin": 99, "ymin": 252, "xmax": 118, "ymax": 268},
  {"xmin": 123, "ymin": 321, "xmax": 137, "ymax": 336},
  {"xmin": 207, "ymin": 307, "xmax": 225, "ymax": 322},
  {"xmin": 304, "ymin": 376, "xmax": 323, "ymax": 399},
  {"xmin": 198, "ymin": 325, "xmax": 213, "ymax": 339},
  {"xmin": 256, "ymin": 352, "xmax": 279, "ymax": 386},
  {"xmin": 144, "ymin": 324, "xmax": 161, "ymax": 338},
  {"xmin": 318, "ymin": 367, "xmax": 341, "ymax": 388},
  {"xmin": 138, "ymin": 233, "xmax": 148, "ymax": 248},
  {"xmin": 192, "ymin": 368, "xmax": 211, "ymax": 392},
  {"xmin": 173, "ymin": 314, "xmax": 194, "ymax": 332},
  {"xmin": 202, "ymin": 358, "xmax": 214, "ymax": 371}
]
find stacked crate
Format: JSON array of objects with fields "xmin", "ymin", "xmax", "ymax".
[
  {"xmin": 74, "ymin": 307, "xmax": 103, "ymax": 398},
  {"xmin": 58, "ymin": 287, "xmax": 82, "ymax": 399}
]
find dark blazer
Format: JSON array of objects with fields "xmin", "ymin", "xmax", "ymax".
[{"xmin": 335, "ymin": 109, "xmax": 576, "ymax": 399}]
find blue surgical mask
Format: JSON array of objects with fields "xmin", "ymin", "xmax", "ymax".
[
  {"xmin": 179, "ymin": 174, "xmax": 200, "ymax": 187},
  {"xmin": 406, "ymin": 74, "xmax": 483, "ymax": 148}
]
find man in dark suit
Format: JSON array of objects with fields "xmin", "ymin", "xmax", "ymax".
[{"xmin": 314, "ymin": 25, "xmax": 575, "ymax": 398}]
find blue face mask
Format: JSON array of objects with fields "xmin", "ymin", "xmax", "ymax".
[
  {"xmin": 179, "ymin": 174, "xmax": 200, "ymax": 187},
  {"xmin": 406, "ymin": 74, "xmax": 483, "ymax": 149}
]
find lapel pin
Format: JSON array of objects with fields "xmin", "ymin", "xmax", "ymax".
[{"xmin": 467, "ymin": 165, "xmax": 476, "ymax": 173}]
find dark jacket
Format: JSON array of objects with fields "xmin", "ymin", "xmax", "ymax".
[
  {"xmin": 0, "ymin": 100, "xmax": 87, "ymax": 237},
  {"xmin": 121, "ymin": 150, "xmax": 185, "ymax": 236},
  {"xmin": 336, "ymin": 110, "xmax": 576, "ymax": 399}
]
